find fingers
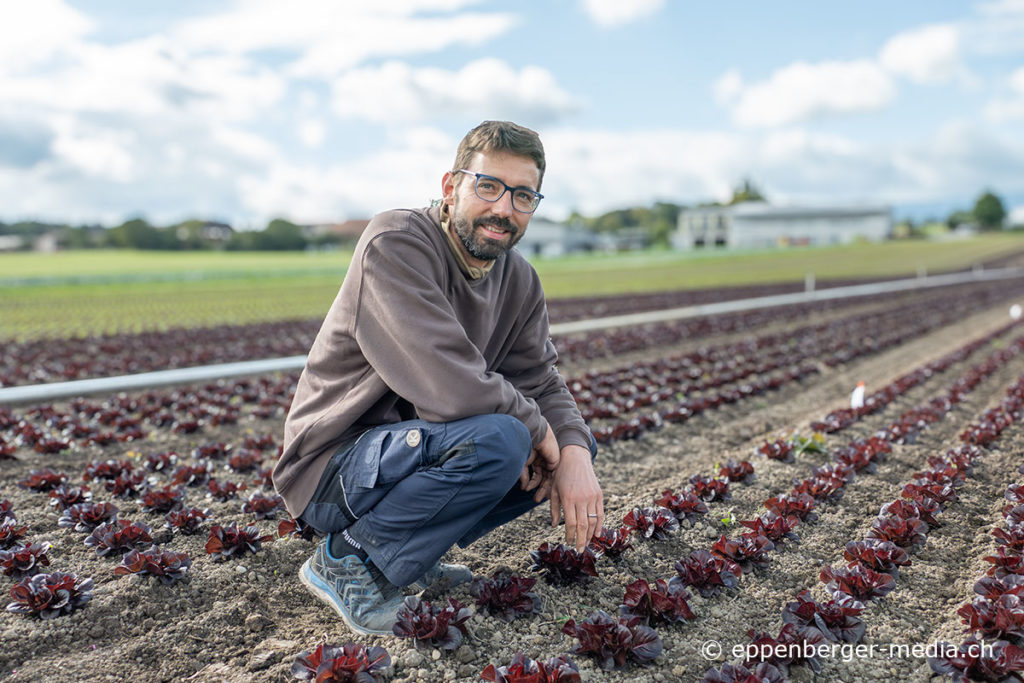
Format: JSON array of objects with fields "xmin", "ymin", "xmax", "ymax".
[
  {"xmin": 549, "ymin": 488, "xmax": 561, "ymax": 528},
  {"xmin": 586, "ymin": 499, "xmax": 604, "ymax": 550},
  {"xmin": 527, "ymin": 466, "xmax": 544, "ymax": 491},
  {"xmin": 563, "ymin": 504, "xmax": 581, "ymax": 551},
  {"xmin": 519, "ymin": 451, "xmax": 538, "ymax": 489},
  {"xmin": 522, "ymin": 465, "xmax": 544, "ymax": 492},
  {"xmin": 543, "ymin": 442, "xmax": 604, "ymax": 552},
  {"xmin": 569, "ymin": 504, "xmax": 603, "ymax": 552},
  {"xmin": 532, "ymin": 474, "xmax": 553, "ymax": 503}
]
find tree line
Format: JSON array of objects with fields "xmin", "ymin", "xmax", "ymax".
[
  {"xmin": 0, "ymin": 185, "xmax": 1014, "ymax": 252},
  {"xmin": 0, "ymin": 217, "xmax": 320, "ymax": 252}
]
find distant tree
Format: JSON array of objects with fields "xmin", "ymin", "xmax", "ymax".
[
  {"xmin": 591, "ymin": 208, "xmax": 632, "ymax": 234},
  {"xmin": 227, "ymin": 218, "xmax": 306, "ymax": 250},
  {"xmin": 973, "ymin": 190, "xmax": 1007, "ymax": 230},
  {"xmin": 59, "ymin": 225, "xmax": 108, "ymax": 249},
  {"xmin": 567, "ymin": 210, "xmax": 589, "ymax": 228},
  {"xmin": 946, "ymin": 210, "xmax": 975, "ymax": 230},
  {"xmin": 261, "ymin": 218, "xmax": 306, "ymax": 250},
  {"xmin": 225, "ymin": 230, "xmax": 257, "ymax": 251},
  {"xmin": 563, "ymin": 202, "xmax": 683, "ymax": 246},
  {"xmin": 170, "ymin": 219, "xmax": 208, "ymax": 250},
  {"xmin": 108, "ymin": 218, "xmax": 177, "ymax": 249},
  {"xmin": 728, "ymin": 178, "xmax": 766, "ymax": 205},
  {"xmin": 650, "ymin": 201, "xmax": 682, "ymax": 246},
  {"xmin": 892, "ymin": 219, "xmax": 915, "ymax": 239}
]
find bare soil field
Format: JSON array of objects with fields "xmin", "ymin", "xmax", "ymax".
[{"xmin": 3, "ymin": 288, "xmax": 1024, "ymax": 682}]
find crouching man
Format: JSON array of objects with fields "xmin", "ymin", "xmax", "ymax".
[{"xmin": 274, "ymin": 120, "xmax": 603, "ymax": 635}]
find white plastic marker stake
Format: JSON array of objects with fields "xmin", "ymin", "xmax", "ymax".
[
  {"xmin": 1011, "ymin": 304, "xmax": 1022, "ymax": 320},
  {"xmin": 850, "ymin": 381, "xmax": 865, "ymax": 409}
]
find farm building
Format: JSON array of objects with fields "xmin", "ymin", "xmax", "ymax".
[
  {"xmin": 515, "ymin": 217, "xmax": 603, "ymax": 257},
  {"xmin": 672, "ymin": 202, "xmax": 892, "ymax": 250}
]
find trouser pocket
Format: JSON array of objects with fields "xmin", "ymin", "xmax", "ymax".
[{"xmin": 302, "ymin": 423, "xmax": 438, "ymax": 531}]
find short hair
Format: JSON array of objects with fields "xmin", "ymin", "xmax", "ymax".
[{"xmin": 453, "ymin": 120, "xmax": 546, "ymax": 190}]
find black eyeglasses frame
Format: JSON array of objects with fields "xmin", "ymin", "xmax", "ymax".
[{"xmin": 455, "ymin": 169, "xmax": 544, "ymax": 214}]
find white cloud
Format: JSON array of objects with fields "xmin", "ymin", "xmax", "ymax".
[
  {"xmin": 720, "ymin": 60, "xmax": 895, "ymax": 128},
  {"xmin": 7, "ymin": 116, "xmax": 1024, "ymax": 228},
  {"xmin": 758, "ymin": 129, "xmax": 861, "ymax": 163},
  {"xmin": 977, "ymin": 0, "xmax": 1024, "ymax": 16},
  {"xmin": 0, "ymin": 0, "xmax": 93, "ymax": 73},
  {"xmin": 716, "ymin": 19, "xmax": 979, "ymax": 129},
  {"xmin": 291, "ymin": 13, "xmax": 519, "ymax": 78},
  {"xmin": 985, "ymin": 66, "xmax": 1024, "ymax": 120},
  {"xmin": 879, "ymin": 24, "xmax": 963, "ymax": 84},
  {"xmin": 580, "ymin": 0, "xmax": 666, "ymax": 27},
  {"xmin": 172, "ymin": 1, "xmax": 518, "ymax": 77},
  {"xmin": 763, "ymin": 122, "xmax": 1024, "ymax": 205},
  {"xmin": 713, "ymin": 69, "xmax": 743, "ymax": 105},
  {"xmin": 543, "ymin": 128, "xmax": 747, "ymax": 215},
  {"xmin": 0, "ymin": 36, "xmax": 286, "ymax": 123},
  {"xmin": 209, "ymin": 125, "xmax": 280, "ymax": 163},
  {"xmin": 330, "ymin": 58, "xmax": 580, "ymax": 123},
  {"xmin": 231, "ymin": 126, "xmax": 745, "ymax": 224},
  {"xmin": 298, "ymin": 120, "xmax": 327, "ymax": 148},
  {"xmin": 897, "ymin": 121, "xmax": 1024, "ymax": 201},
  {"xmin": 235, "ymin": 126, "xmax": 456, "ymax": 223},
  {"xmin": 1010, "ymin": 204, "xmax": 1024, "ymax": 225},
  {"xmin": 964, "ymin": 0, "xmax": 1024, "ymax": 54},
  {"xmin": 49, "ymin": 118, "xmax": 136, "ymax": 182},
  {"xmin": 298, "ymin": 90, "xmax": 321, "ymax": 111},
  {"xmin": 541, "ymin": 122, "xmax": 1024, "ymax": 216},
  {"xmin": 0, "ymin": 165, "xmax": 120, "ymax": 224}
]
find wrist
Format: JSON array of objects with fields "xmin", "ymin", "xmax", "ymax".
[{"xmin": 560, "ymin": 444, "xmax": 591, "ymax": 460}]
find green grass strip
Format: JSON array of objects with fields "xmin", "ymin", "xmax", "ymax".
[{"xmin": 2, "ymin": 235, "xmax": 1022, "ymax": 340}]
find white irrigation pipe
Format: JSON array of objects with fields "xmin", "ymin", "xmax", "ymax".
[
  {"xmin": 551, "ymin": 267, "xmax": 1021, "ymax": 334},
  {"xmin": 1, "ymin": 267, "xmax": 1022, "ymax": 405},
  {"xmin": 0, "ymin": 357, "xmax": 309, "ymax": 405}
]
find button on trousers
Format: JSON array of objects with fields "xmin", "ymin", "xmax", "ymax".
[{"xmin": 300, "ymin": 413, "xmax": 597, "ymax": 587}]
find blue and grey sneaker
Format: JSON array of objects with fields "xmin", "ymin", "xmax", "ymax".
[
  {"xmin": 410, "ymin": 560, "xmax": 474, "ymax": 593},
  {"xmin": 299, "ymin": 539, "xmax": 404, "ymax": 635}
]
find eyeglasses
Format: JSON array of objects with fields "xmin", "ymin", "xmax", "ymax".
[{"xmin": 456, "ymin": 169, "xmax": 544, "ymax": 214}]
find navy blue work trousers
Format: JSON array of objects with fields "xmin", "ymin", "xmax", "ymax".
[{"xmin": 299, "ymin": 414, "xmax": 597, "ymax": 588}]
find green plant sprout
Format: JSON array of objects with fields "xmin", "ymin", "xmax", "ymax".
[{"xmin": 790, "ymin": 432, "xmax": 828, "ymax": 457}]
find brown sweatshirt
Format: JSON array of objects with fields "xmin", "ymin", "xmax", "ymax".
[{"xmin": 273, "ymin": 205, "xmax": 591, "ymax": 517}]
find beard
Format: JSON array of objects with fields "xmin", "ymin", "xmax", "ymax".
[{"xmin": 451, "ymin": 209, "xmax": 523, "ymax": 261}]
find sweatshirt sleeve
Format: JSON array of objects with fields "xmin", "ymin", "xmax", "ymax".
[
  {"xmin": 352, "ymin": 228, "xmax": 550, "ymax": 445},
  {"xmin": 498, "ymin": 274, "xmax": 592, "ymax": 451}
]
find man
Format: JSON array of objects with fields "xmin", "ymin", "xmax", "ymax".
[{"xmin": 274, "ymin": 120, "xmax": 603, "ymax": 635}]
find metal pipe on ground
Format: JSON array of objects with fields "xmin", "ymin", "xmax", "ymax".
[{"xmin": 1, "ymin": 267, "xmax": 1021, "ymax": 406}]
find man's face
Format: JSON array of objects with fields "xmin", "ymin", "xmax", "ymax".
[{"xmin": 444, "ymin": 151, "xmax": 540, "ymax": 264}]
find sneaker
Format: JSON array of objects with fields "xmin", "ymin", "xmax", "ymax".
[
  {"xmin": 299, "ymin": 540, "xmax": 404, "ymax": 635},
  {"xmin": 410, "ymin": 560, "xmax": 474, "ymax": 592}
]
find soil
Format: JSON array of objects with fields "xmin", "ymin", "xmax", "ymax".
[{"xmin": 3, "ymin": 296, "xmax": 1024, "ymax": 683}]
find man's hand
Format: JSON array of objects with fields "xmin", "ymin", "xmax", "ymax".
[
  {"xmin": 519, "ymin": 424, "xmax": 560, "ymax": 502},
  {"xmin": 548, "ymin": 444, "xmax": 603, "ymax": 552}
]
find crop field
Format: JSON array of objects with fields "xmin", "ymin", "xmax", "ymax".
[
  {"xmin": 5, "ymin": 248, "xmax": 1024, "ymax": 681},
  {"xmin": 3, "ymin": 234, "xmax": 1024, "ymax": 341}
]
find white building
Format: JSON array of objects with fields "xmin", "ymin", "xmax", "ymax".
[{"xmin": 673, "ymin": 202, "xmax": 892, "ymax": 250}]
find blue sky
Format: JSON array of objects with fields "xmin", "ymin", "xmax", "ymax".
[{"xmin": 2, "ymin": 0, "xmax": 1024, "ymax": 229}]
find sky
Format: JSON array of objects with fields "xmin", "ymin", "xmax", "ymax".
[{"xmin": 2, "ymin": 0, "xmax": 1024, "ymax": 230}]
